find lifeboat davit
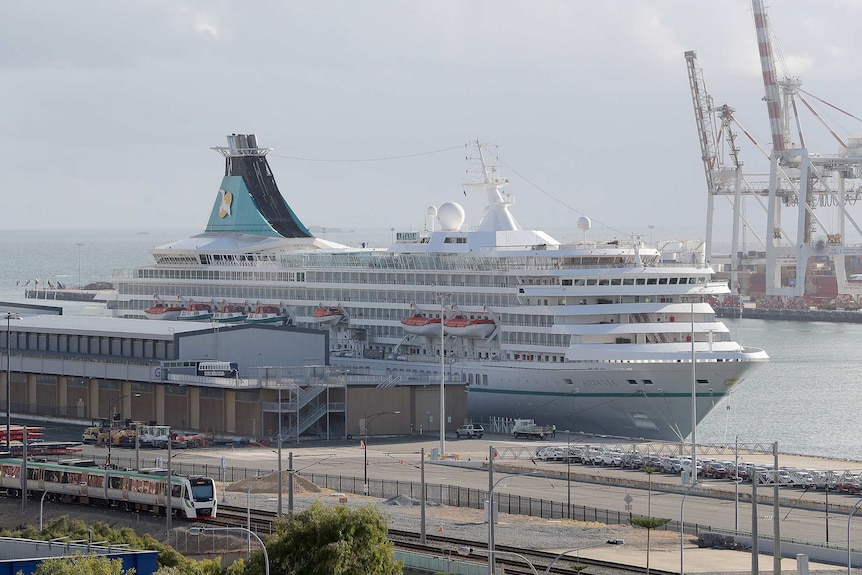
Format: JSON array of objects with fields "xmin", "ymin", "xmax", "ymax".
[
  {"xmin": 443, "ymin": 315, "xmax": 496, "ymax": 338},
  {"xmin": 312, "ymin": 305, "xmax": 344, "ymax": 324},
  {"xmin": 144, "ymin": 301, "xmax": 183, "ymax": 320},
  {"xmin": 400, "ymin": 313, "xmax": 442, "ymax": 336}
]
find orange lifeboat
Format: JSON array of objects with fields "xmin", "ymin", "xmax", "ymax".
[
  {"xmin": 443, "ymin": 315, "xmax": 496, "ymax": 338},
  {"xmin": 144, "ymin": 298, "xmax": 183, "ymax": 320},
  {"xmin": 400, "ymin": 313, "xmax": 442, "ymax": 336},
  {"xmin": 312, "ymin": 305, "xmax": 344, "ymax": 324}
]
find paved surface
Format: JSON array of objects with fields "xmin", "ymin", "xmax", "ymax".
[{"xmin": 17, "ymin": 418, "xmax": 862, "ymax": 573}]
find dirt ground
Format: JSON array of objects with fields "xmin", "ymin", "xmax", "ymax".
[{"xmin": 225, "ymin": 470, "xmax": 323, "ymax": 495}]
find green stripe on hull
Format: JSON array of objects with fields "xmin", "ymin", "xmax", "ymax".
[{"xmin": 467, "ymin": 387, "xmax": 728, "ymax": 399}]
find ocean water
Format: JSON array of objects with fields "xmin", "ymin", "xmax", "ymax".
[
  {"xmin": 696, "ymin": 317, "xmax": 862, "ymax": 461},
  {"xmin": 0, "ymin": 230, "xmax": 857, "ymax": 460}
]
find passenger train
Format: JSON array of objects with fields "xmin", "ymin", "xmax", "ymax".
[{"xmin": 0, "ymin": 458, "xmax": 217, "ymax": 519}]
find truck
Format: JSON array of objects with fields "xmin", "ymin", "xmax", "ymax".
[
  {"xmin": 511, "ymin": 419, "xmax": 555, "ymax": 440},
  {"xmin": 455, "ymin": 424, "xmax": 484, "ymax": 439}
]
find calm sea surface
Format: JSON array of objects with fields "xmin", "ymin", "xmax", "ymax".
[{"xmin": 0, "ymin": 230, "xmax": 858, "ymax": 460}]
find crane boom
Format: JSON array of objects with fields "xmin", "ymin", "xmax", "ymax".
[
  {"xmin": 685, "ymin": 50, "xmax": 719, "ymax": 197},
  {"xmin": 752, "ymin": 0, "xmax": 787, "ymax": 155}
]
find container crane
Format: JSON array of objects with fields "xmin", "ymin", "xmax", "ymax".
[
  {"xmin": 685, "ymin": 50, "xmax": 748, "ymax": 296},
  {"xmin": 752, "ymin": 0, "xmax": 862, "ymax": 300}
]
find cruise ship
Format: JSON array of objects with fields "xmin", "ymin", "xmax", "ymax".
[{"xmin": 111, "ymin": 134, "xmax": 769, "ymax": 441}]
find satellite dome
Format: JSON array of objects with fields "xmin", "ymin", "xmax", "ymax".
[
  {"xmin": 426, "ymin": 206, "xmax": 438, "ymax": 217},
  {"xmin": 438, "ymin": 202, "xmax": 466, "ymax": 231},
  {"xmin": 577, "ymin": 216, "xmax": 592, "ymax": 232}
]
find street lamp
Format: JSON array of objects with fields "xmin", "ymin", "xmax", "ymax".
[
  {"xmin": 486, "ymin": 460, "xmax": 535, "ymax": 575},
  {"xmin": 847, "ymin": 498, "xmax": 862, "ymax": 575},
  {"xmin": 680, "ymin": 483, "xmax": 696, "ymax": 575},
  {"xmin": 4, "ymin": 312, "xmax": 20, "ymax": 452},
  {"xmin": 106, "ymin": 393, "xmax": 140, "ymax": 467},
  {"xmin": 457, "ymin": 546, "xmax": 538, "ymax": 575},
  {"xmin": 190, "ymin": 526, "xmax": 269, "ymax": 575},
  {"xmin": 40, "ymin": 490, "xmax": 50, "ymax": 532},
  {"xmin": 247, "ymin": 474, "xmax": 268, "ymax": 556},
  {"xmin": 363, "ymin": 411, "xmax": 400, "ymax": 496},
  {"xmin": 541, "ymin": 540, "xmax": 625, "ymax": 574}
]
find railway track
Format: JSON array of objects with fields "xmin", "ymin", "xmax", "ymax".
[{"xmin": 212, "ymin": 505, "xmax": 673, "ymax": 575}]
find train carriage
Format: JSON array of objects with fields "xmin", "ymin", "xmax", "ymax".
[{"xmin": 0, "ymin": 458, "xmax": 217, "ymax": 519}]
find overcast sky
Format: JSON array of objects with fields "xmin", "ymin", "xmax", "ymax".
[{"xmin": 4, "ymin": 1, "xmax": 862, "ymax": 244}]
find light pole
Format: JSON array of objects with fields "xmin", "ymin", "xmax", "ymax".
[
  {"xmin": 363, "ymin": 411, "xmax": 400, "ymax": 496},
  {"xmin": 4, "ymin": 312, "xmax": 20, "ymax": 452},
  {"xmin": 106, "ymin": 393, "xmax": 140, "ymax": 467},
  {"xmin": 848, "ymin": 498, "xmax": 862, "ymax": 575},
  {"xmin": 541, "ymin": 540, "xmax": 624, "ymax": 574},
  {"xmin": 247, "ymin": 474, "xmax": 267, "ymax": 556},
  {"xmin": 190, "ymin": 526, "xmax": 269, "ymax": 575},
  {"xmin": 166, "ymin": 426, "xmax": 172, "ymax": 535},
  {"xmin": 437, "ymin": 292, "xmax": 448, "ymax": 458},
  {"xmin": 457, "ymin": 546, "xmax": 538, "ymax": 575},
  {"xmin": 680, "ymin": 484, "xmax": 696, "ymax": 575},
  {"xmin": 40, "ymin": 490, "xmax": 50, "ymax": 531},
  {"xmin": 486, "ymin": 459, "xmax": 532, "ymax": 575}
]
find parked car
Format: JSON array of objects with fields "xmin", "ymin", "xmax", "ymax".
[
  {"xmin": 703, "ymin": 461, "xmax": 728, "ymax": 479},
  {"xmin": 535, "ymin": 446, "xmax": 565, "ymax": 461},
  {"xmin": 601, "ymin": 449, "xmax": 624, "ymax": 466},
  {"xmin": 623, "ymin": 454, "xmax": 643, "ymax": 469},
  {"xmin": 640, "ymin": 456, "xmax": 663, "ymax": 471}
]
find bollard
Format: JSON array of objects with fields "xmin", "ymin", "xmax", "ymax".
[{"xmin": 796, "ymin": 554, "xmax": 808, "ymax": 575}]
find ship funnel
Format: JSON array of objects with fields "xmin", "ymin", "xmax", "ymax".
[
  {"xmin": 236, "ymin": 134, "xmax": 248, "ymax": 150},
  {"xmin": 247, "ymin": 134, "xmax": 258, "ymax": 149}
]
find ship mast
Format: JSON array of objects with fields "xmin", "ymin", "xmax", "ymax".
[{"xmin": 464, "ymin": 140, "xmax": 521, "ymax": 232}]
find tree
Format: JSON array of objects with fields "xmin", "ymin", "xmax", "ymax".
[
  {"xmin": 27, "ymin": 554, "xmax": 133, "ymax": 575},
  {"xmin": 254, "ymin": 502, "xmax": 402, "ymax": 575},
  {"xmin": 629, "ymin": 515, "xmax": 671, "ymax": 575}
]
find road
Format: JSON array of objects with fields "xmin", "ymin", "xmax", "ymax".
[{"xmin": 17, "ymin": 418, "xmax": 862, "ymax": 550}]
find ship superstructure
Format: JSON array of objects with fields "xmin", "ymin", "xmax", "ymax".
[{"xmin": 111, "ymin": 135, "xmax": 768, "ymax": 441}]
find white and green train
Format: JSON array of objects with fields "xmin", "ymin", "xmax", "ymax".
[{"xmin": 0, "ymin": 458, "xmax": 217, "ymax": 519}]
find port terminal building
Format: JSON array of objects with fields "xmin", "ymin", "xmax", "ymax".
[{"xmin": 0, "ymin": 303, "xmax": 466, "ymax": 442}]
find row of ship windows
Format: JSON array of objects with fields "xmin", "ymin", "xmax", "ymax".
[
  {"xmin": 136, "ymin": 269, "xmax": 306, "ymax": 282},
  {"xmin": 560, "ymin": 276, "xmax": 707, "ymax": 287},
  {"xmin": 133, "ymin": 267, "xmax": 707, "ymax": 289},
  {"xmin": 118, "ymin": 286, "xmax": 519, "ymax": 309}
]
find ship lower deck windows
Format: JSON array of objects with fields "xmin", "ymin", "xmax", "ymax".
[
  {"xmin": 643, "ymin": 379, "xmax": 654, "ymax": 385},
  {"xmin": 628, "ymin": 379, "xmax": 637, "ymax": 385}
]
